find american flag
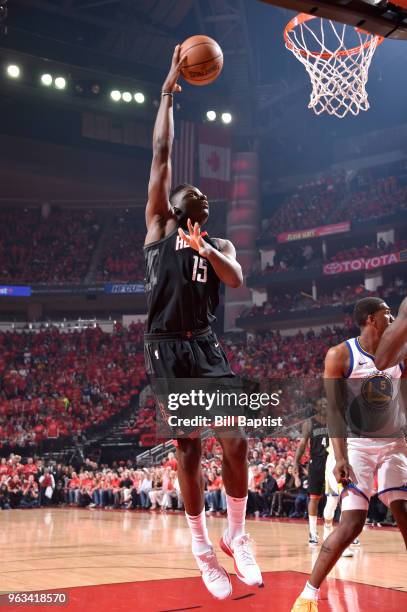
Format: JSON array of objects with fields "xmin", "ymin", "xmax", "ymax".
[{"xmin": 172, "ymin": 120, "xmax": 195, "ymax": 188}]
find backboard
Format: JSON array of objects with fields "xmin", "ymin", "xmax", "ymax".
[{"xmin": 259, "ymin": 0, "xmax": 407, "ymax": 40}]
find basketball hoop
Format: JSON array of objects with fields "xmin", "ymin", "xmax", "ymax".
[{"xmin": 284, "ymin": 14, "xmax": 384, "ymax": 118}]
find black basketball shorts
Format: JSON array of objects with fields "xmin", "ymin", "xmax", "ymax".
[
  {"xmin": 144, "ymin": 326, "xmax": 238, "ymax": 437},
  {"xmin": 308, "ymin": 454, "xmax": 328, "ymax": 496},
  {"xmin": 144, "ymin": 326, "xmax": 234, "ymax": 380}
]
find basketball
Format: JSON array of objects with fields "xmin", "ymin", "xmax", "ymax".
[{"xmin": 180, "ymin": 35, "xmax": 223, "ymax": 86}]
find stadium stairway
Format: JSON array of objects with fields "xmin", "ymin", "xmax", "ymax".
[{"xmin": 83, "ymin": 210, "xmax": 111, "ymax": 284}]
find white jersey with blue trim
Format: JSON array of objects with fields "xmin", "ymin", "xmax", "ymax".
[{"xmin": 344, "ymin": 337, "xmax": 405, "ymax": 438}]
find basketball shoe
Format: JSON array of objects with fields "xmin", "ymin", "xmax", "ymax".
[
  {"xmin": 291, "ymin": 598, "xmax": 318, "ymax": 611},
  {"xmin": 220, "ymin": 531, "xmax": 263, "ymax": 586},
  {"xmin": 194, "ymin": 548, "xmax": 232, "ymax": 600}
]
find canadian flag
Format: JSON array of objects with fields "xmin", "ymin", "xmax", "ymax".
[{"xmin": 198, "ymin": 124, "xmax": 231, "ymax": 199}]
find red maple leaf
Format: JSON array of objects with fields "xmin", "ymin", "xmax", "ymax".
[{"xmin": 207, "ymin": 150, "xmax": 220, "ymax": 173}]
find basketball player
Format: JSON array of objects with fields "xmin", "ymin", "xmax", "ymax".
[
  {"xmin": 294, "ymin": 398, "xmax": 329, "ymax": 545},
  {"xmin": 376, "ymin": 296, "xmax": 407, "ymax": 369},
  {"xmin": 143, "ymin": 46, "xmax": 262, "ymax": 599},
  {"xmin": 292, "ymin": 297, "xmax": 407, "ymax": 611}
]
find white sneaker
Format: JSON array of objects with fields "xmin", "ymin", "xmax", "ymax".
[
  {"xmin": 195, "ymin": 548, "xmax": 232, "ymax": 600},
  {"xmin": 341, "ymin": 547, "xmax": 354, "ymax": 558},
  {"xmin": 323, "ymin": 523, "xmax": 333, "ymax": 541},
  {"xmin": 308, "ymin": 533, "xmax": 319, "ymax": 546},
  {"xmin": 220, "ymin": 532, "xmax": 263, "ymax": 586}
]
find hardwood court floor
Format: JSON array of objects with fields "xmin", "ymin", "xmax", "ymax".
[{"xmin": 0, "ymin": 508, "xmax": 406, "ymax": 611}]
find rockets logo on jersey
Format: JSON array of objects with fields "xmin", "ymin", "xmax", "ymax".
[{"xmin": 175, "ymin": 235, "xmax": 189, "ymax": 250}]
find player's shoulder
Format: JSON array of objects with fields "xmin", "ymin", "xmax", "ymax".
[
  {"xmin": 325, "ymin": 340, "xmax": 350, "ymax": 360},
  {"xmin": 324, "ymin": 340, "xmax": 351, "ymax": 373}
]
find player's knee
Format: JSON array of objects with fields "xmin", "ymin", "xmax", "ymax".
[
  {"xmin": 176, "ymin": 439, "xmax": 201, "ymax": 471},
  {"xmin": 323, "ymin": 495, "xmax": 338, "ymax": 521},
  {"xmin": 222, "ymin": 437, "xmax": 248, "ymax": 465},
  {"xmin": 339, "ymin": 513, "xmax": 365, "ymax": 543}
]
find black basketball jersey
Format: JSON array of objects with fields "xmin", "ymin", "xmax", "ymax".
[
  {"xmin": 144, "ymin": 226, "xmax": 221, "ymax": 333},
  {"xmin": 309, "ymin": 417, "xmax": 329, "ymax": 459}
]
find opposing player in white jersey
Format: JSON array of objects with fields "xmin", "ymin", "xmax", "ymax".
[{"xmin": 292, "ymin": 297, "xmax": 407, "ymax": 612}]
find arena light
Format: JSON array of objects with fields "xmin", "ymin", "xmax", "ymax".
[
  {"xmin": 6, "ymin": 64, "xmax": 20, "ymax": 78},
  {"xmin": 134, "ymin": 92, "xmax": 145, "ymax": 104},
  {"xmin": 40, "ymin": 73, "xmax": 53, "ymax": 86},
  {"xmin": 54, "ymin": 76, "xmax": 66, "ymax": 90},
  {"xmin": 122, "ymin": 91, "xmax": 132, "ymax": 103},
  {"xmin": 221, "ymin": 112, "xmax": 232, "ymax": 124},
  {"xmin": 110, "ymin": 90, "xmax": 121, "ymax": 102},
  {"xmin": 206, "ymin": 110, "xmax": 217, "ymax": 121}
]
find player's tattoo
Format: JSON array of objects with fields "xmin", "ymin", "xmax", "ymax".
[{"xmin": 321, "ymin": 544, "xmax": 332, "ymax": 553}]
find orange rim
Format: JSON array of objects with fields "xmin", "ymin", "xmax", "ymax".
[{"xmin": 284, "ymin": 13, "xmax": 384, "ymax": 59}]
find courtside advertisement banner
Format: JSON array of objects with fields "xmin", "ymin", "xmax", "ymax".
[
  {"xmin": 323, "ymin": 251, "xmax": 401, "ymax": 275},
  {"xmin": 277, "ymin": 221, "xmax": 350, "ymax": 243},
  {"xmin": 0, "ymin": 286, "xmax": 31, "ymax": 297},
  {"xmin": 104, "ymin": 284, "xmax": 144, "ymax": 294}
]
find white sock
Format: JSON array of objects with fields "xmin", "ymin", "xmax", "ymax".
[
  {"xmin": 309, "ymin": 514, "xmax": 318, "ymax": 537},
  {"xmin": 324, "ymin": 495, "xmax": 338, "ymax": 523},
  {"xmin": 185, "ymin": 508, "xmax": 212, "ymax": 556},
  {"xmin": 300, "ymin": 581, "xmax": 320, "ymax": 601},
  {"xmin": 226, "ymin": 494, "xmax": 247, "ymax": 542}
]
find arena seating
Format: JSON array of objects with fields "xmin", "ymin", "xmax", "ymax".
[
  {"xmin": 0, "ymin": 208, "xmax": 101, "ymax": 284},
  {"xmin": 96, "ymin": 211, "xmax": 145, "ymax": 282},
  {"xmin": 0, "ymin": 323, "xmax": 145, "ymax": 448},
  {"xmin": 261, "ymin": 169, "xmax": 407, "ymax": 238},
  {"xmin": 257, "ymin": 239, "xmax": 407, "ymax": 277},
  {"xmin": 241, "ymin": 277, "xmax": 406, "ymax": 319}
]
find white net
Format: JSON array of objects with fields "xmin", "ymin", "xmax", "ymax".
[{"xmin": 284, "ymin": 14, "xmax": 383, "ymax": 118}]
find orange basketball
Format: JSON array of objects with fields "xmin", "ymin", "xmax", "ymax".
[{"xmin": 180, "ymin": 35, "xmax": 223, "ymax": 86}]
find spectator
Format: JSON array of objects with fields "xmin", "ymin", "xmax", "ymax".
[{"xmin": 39, "ymin": 469, "xmax": 55, "ymax": 506}]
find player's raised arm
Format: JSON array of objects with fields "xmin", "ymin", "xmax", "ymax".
[
  {"xmin": 375, "ymin": 297, "xmax": 407, "ymax": 370},
  {"xmin": 145, "ymin": 45, "xmax": 183, "ymax": 230},
  {"xmin": 324, "ymin": 345, "xmax": 356, "ymax": 484}
]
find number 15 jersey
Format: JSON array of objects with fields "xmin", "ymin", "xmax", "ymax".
[{"xmin": 144, "ymin": 227, "xmax": 221, "ymax": 333}]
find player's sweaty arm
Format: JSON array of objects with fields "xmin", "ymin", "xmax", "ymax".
[
  {"xmin": 293, "ymin": 420, "xmax": 311, "ymax": 475},
  {"xmin": 375, "ymin": 297, "xmax": 407, "ymax": 370},
  {"xmin": 179, "ymin": 220, "xmax": 243, "ymax": 288},
  {"xmin": 205, "ymin": 238, "xmax": 243, "ymax": 289},
  {"xmin": 145, "ymin": 45, "xmax": 183, "ymax": 230},
  {"xmin": 324, "ymin": 345, "xmax": 357, "ymax": 485}
]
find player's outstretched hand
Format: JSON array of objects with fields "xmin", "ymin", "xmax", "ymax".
[
  {"xmin": 162, "ymin": 44, "xmax": 184, "ymax": 93},
  {"xmin": 178, "ymin": 219, "xmax": 212, "ymax": 258},
  {"xmin": 333, "ymin": 457, "xmax": 357, "ymax": 486}
]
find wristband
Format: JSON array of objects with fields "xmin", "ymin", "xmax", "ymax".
[{"xmin": 161, "ymin": 91, "xmax": 174, "ymax": 98}]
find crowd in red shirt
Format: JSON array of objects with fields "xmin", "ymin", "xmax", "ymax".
[
  {"xmin": 0, "ymin": 437, "xmax": 308, "ymax": 518},
  {"xmin": 261, "ymin": 167, "xmax": 407, "ymax": 238},
  {"xmin": 96, "ymin": 211, "xmax": 145, "ymax": 282},
  {"xmin": 0, "ymin": 323, "xmax": 146, "ymax": 448},
  {"xmin": 0, "ymin": 208, "xmax": 100, "ymax": 284}
]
